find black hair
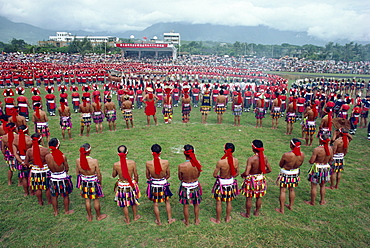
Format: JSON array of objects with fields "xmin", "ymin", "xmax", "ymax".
[
  {"xmin": 6, "ymin": 122, "xmax": 16, "ymax": 128},
  {"xmin": 184, "ymin": 144, "xmax": 194, "ymax": 151},
  {"xmin": 291, "ymin": 138, "xmax": 301, "ymax": 145},
  {"xmin": 18, "ymin": 125, "xmax": 27, "ymax": 131},
  {"xmin": 225, "ymin": 143, "xmax": 235, "ymax": 152},
  {"xmin": 252, "ymin": 140, "xmax": 263, "ymax": 148},
  {"xmin": 49, "ymin": 138, "xmax": 59, "ymax": 147},
  {"xmin": 81, "ymin": 143, "xmax": 91, "ymax": 151},
  {"xmin": 31, "ymin": 133, "xmax": 41, "ymax": 140},
  {"xmin": 151, "ymin": 144, "xmax": 162, "ymax": 154},
  {"xmin": 0, "ymin": 114, "xmax": 8, "ymax": 122}
]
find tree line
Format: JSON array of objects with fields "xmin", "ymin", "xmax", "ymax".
[{"xmin": 1, "ymin": 38, "xmax": 370, "ymax": 62}]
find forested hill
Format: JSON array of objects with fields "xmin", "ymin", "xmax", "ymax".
[{"xmin": 1, "ymin": 16, "xmax": 368, "ymax": 46}]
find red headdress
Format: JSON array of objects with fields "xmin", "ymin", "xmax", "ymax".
[
  {"xmin": 16, "ymin": 86, "xmax": 25, "ymax": 95},
  {"xmin": 58, "ymin": 85, "xmax": 67, "ymax": 92},
  {"xmin": 252, "ymin": 144, "xmax": 266, "ymax": 174},
  {"xmin": 49, "ymin": 140, "xmax": 65, "ymax": 166},
  {"xmin": 184, "ymin": 149, "xmax": 202, "ymax": 172},
  {"xmin": 320, "ymin": 135, "xmax": 331, "ymax": 156},
  {"xmin": 32, "ymin": 136, "xmax": 43, "ymax": 168},
  {"xmin": 118, "ymin": 152, "xmax": 134, "ymax": 188},
  {"xmin": 291, "ymin": 140, "xmax": 302, "ymax": 156},
  {"xmin": 45, "ymin": 86, "xmax": 54, "ymax": 93},
  {"xmin": 164, "ymin": 87, "xmax": 172, "ymax": 104},
  {"xmin": 82, "ymin": 85, "xmax": 91, "ymax": 92},
  {"xmin": 221, "ymin": 148, "xmax": 237, "ymax": 177},
  {"xmin": 152, "ymin": 152, "xmax": 162, "ymax": 175},
  {"xmin": 70, "ymin": 85, "xmax": 79, "ymax": 91},
  {"xmin": 3, "ymin": 89, "xmax": 14, "ymax": 97},
  {"xmin": 31, "ymin": 88, "xmax": 40, "ymax": 95},
  {"xmin": 79, "ymin": 147, "xmax": 91, "ymax": 170}
]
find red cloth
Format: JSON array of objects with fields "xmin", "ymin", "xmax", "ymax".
[
  {"xmin": 94, "ymin": 97, "xmax": 101, "ymax": 111},
  {"xmin": 311, "ymin": 104, "xmax": 318, "ymax": 119},
  {"xmin": 328, "ymin": 110, "xmax": 333, "ymax": 131},
  {"xmin": 18, "ymin": 129, "xmax": 27, "ymax": 155},
  {"xmin": 49, "ymin": 146, "xmax": 65, "ymax": 166},
  {"xmin": 237, "ymin": 93, "xmax": 243, "ymax": 104},
  {"xmin": 79, "ymin": 147, "xmax": 91, "ymax": 170},
  {"xmin": 277, "ymin": 96, "xmax": 281, "ymax": 107},
  {"xmin": 11, "ymin": 108, "xmax": 17, "ymax": 123},
  {"xmin": 184, "ymin": 150, "xmax": 202, "ymax": 172},
  {"xmin": 61, "ymin": 102, "xmax": 65, "ymax": 112},
  {"xmin": 252, "ymin": 145, "xmax": 266, "ymax": 174},
  {"xmin": 221, "ymin": 149, "xmax": 236, "ymax": 177},
  {"xmin": 118, "ymin": 153, "xmax": 134, "ymax": 188},
  {"xmin": 291, "ymin": 141, "xmax": 302, "ymax": 156},
  {"xmin": 320, "ymin": 137, "xmax": 331, "ymax": 156},
  {"xmin": 32, "ymin": 137, "xmax": 43, "ymax": 168},
  {"xmin": 341, "ymin": 129, "xmax": 349, "ymax": 149},
  {"xmin": 35, "ymin": 106, "xmax": 41, "ymax": 119},
  {"xmin": 145, "ymin": 100, "xmax": 156, "ymax": 116},
  {"xmin": 152, "ymin": 152, "xmax": 162, "ymax": 175}
]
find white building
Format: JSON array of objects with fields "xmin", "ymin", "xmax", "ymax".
[
  {"xmin": 49, "ymin": 32, "xmax": 119, "ymax": 43},
  {"xmin": 163, "ymin": 31, "xmax": 180, "ymax": 46}
]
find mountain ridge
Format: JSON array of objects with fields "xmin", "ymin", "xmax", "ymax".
[{"xmin": 0, "ymin": 16, "xmax": 367, "ymax": 46}]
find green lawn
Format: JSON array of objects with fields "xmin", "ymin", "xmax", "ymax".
[{"xmin": 0, "ymin": 88, "xmax": 369, "ymax": 247}]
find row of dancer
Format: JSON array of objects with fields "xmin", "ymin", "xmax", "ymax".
[{"xmin": 2, "ymin": 122, "xmax": 351, "ymax": 225}]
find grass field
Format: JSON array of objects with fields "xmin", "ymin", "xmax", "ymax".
[{"xmin": 0, "ymin": 86, "xmax": 369, "ymax": 247}]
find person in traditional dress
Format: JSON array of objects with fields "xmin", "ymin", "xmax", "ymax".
[
  {"xmin": 328, "ymin": 128, "xmax": 352, "ymax": 189},
  {"xmin": 146, "ymin": 144, "xmax": 175, "ymax": 225},
  {"xmin": 112, "ymin": 145, "xmax": 141, "ymax": 224},
  {"xmin": 240, "ymin": 140, "xmax": 272, "ymax": 218},
  {"xmin": 232, "ymin": 92, "xmax": 243, "ymax": 126},
  {"xmin": 104, "ymin": 96, "xmax": 117, "ymax": 131},
  {"xmin": 305, "ymin": 134, "xmax": 333, "ymax": 206},
  {"xmin": 46, "ymin": 138, "xmax": 74, "ymax": 216},
  {"xmin": 275, "ymin": 139, "xmax": 304, "ymax": 214},
  {"xmin": 178, "ymin": 144, "xmax": 202, "ymax": 226},
  {"xmin": 210, "ymin": 143, "xmax": 239, "ymax": 224},
  {"xmin": 58, "ymin": 99, "xmax": 72, "ymax": 140},
  {"xmin": 76, "ymin": 143, "xmax": 107, "ymax": 221},
  {"xmin": 24, "ymin": 133, "xmax": 51, "ymax": 206},
  {"xmin": 142, "ymin": 88, "xmax": 158, "ymax": 126}
]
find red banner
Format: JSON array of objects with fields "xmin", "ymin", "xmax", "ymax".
[{"xmin": 116, "ymin": 43, "xmax": 169, "ymax": 48}]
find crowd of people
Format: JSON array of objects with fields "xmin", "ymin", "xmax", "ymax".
[
  {"xmin": 0, "ymin": 52, "xmax": 368, "ymax": 225},
  {"xmin": 0, "ymin": 126, "xmax": 353, "ymax": 225}
]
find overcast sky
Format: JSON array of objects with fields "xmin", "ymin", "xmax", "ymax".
[{"xmin": 1, "ymin": 0, "xmax": 369, "ymax": 42}]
